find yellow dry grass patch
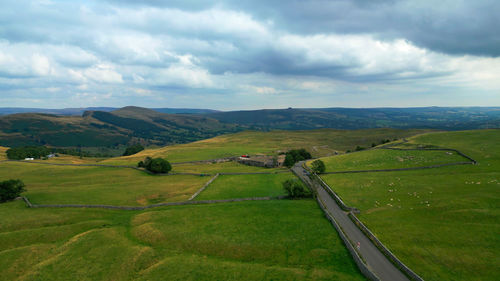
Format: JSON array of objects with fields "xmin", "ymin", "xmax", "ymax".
[
  {"xmin": 44, "ymin": 154, "xmax": 105, "ymax": 164},
  {"xmin": 0, "ymin": 146, "xmax": 8, "ymax": 160},
  {"xmin": 131, "ymin": 212, "xmax": 156, "ymax": 226},
  {"xmin": 132, "ymin": 223, "xmax": 166, "ymax": 244}
]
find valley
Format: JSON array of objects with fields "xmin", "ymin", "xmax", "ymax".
[{"xmin": 0, "ymin": 128, "xmax": 498, "ymax": 280}]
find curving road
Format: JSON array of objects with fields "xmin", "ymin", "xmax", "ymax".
[{"xmin": 292, "ymin": 163, "xmax": 410, "ymax": 281}]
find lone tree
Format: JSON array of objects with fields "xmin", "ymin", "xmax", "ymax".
[
  {"xmin": 311, "ymin": 159, "xmax": 326, "ymax": 174},
  {"xmin": 139, "ymin": 157, "xmax": 171, "ymax": 174},
  {"xmin": 123, "ymin": 144, "xmax": 144, "ymax": 156},
  {"xmin": 282, "ymin": 179, "xmax": 311, "ymax": 199},
  {"xmin": 283, "ymin": 149, "xmax": 312, "ymax": 167},
  {"xmin": 0, "ymin": 179, "xmax": 26, "ymax": 203}
]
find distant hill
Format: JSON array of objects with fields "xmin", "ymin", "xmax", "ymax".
[
  {"xmin": 204, "ymin": 107, "xmax": 500, "ymax": 130},
  {"xmin": 0, "ymin": 107, "xmax": 117, "ymax": 116},
  {"xmin": 0, "ymin": 107, "xmax": 218, "ymax": 116},
  {"xmin": 0, "ymin": 107, "xmax": 239, "ymax": 148},
  {"xmin": 152, "ymin": 108, "xmax": 219, "ymax": 114},
  {"xmin": 0, "ymin": 106, "xmax": 498, "ymax": 148}
]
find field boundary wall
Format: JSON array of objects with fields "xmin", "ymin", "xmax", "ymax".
[{"xmin": 20, "ymin": 195, "xmax": 286, "ymax": 210}]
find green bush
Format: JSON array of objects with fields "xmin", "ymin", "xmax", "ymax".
[
  {"xmin": 355, "ymin": 146, "xmax": 365, "ymax": 151},
  {"xmin": 311, "ymin": 159, "xmax": 326, "ymax": 174},
  {"xmin": 0, "ymin": 179, "xmax": 26, "ymax": 202},
  {"xmin": 283, "ymin": 149, "xmax": 312, "ymax": 167},
  {"xmin": 123, "ymin": 144, "xmax": 144, "ymax": 156},
  {"xmin": 139, "ymin": 157, "xmax": 171, "ymax": 174},
  {"xmin": 282, "ymin": 179, "xmax": 311, "ymax": 198}
]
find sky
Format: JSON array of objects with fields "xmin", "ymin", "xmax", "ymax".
[{"xmin": 0, "ymin": 0, "xmax": 499, "ymax": 110}]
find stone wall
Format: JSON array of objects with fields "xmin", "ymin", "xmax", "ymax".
[
  {"xmin": 188, "ymin": 173, "xmax": 219, "ymax": 200},
  {"xmin": 381, "ymin": 147, "xmax": 477, "ymax": 164},
  {"xmin": 322, "ymin": 161, "xmax": 474, "ymax": 175},
  {"xmin": 316, "ymin": 196, "xmax": 380, "ymax": 281},
  {"xmin": 349, "ymin": 213, "xmax": 424, "ymax": 281},
  {"xmin": 302, "ymin": 163, "xmax": 359, "ymax": 213},
  {"xmin": 20, "ymin": 195, "xmax": 285, "ymax": 210}
]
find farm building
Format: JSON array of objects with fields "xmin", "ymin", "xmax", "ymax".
[{"xmin": 237, "ymin": 154, "xmax": 285, "ymax": 168}]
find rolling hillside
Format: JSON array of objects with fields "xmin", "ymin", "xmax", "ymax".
[
  {"xmin": 1, "ymin": 106, "xmax": 498, "ymax": 150},
  {"xmin": 205, "ymin": 107, "xmax": 500, "ymax": 130},
  {"xmin": 104, "ymin": 128, "xmax": 429, "ymax": 165},
  {"xmin": 0, "ymin": 107, "xmax": 239, "ymax": 148}
]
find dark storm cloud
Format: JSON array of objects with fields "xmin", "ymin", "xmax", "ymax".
[{"xmin": 108, "ymin": 0, "xmax": 500, "ymax": 57}]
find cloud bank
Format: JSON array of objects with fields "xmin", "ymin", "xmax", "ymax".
[{"xmin": 0, "ymin": 0, "xmax": 498, "ymax": 109}]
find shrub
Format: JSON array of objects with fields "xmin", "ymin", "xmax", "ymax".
[
  {"xmin": 282, "ymin": 179, "xmax": 311, "ymax": 198},
  {"xmin": 0, "ymin": 179, "xmax": 26, "ymax": 202},
  {"xmin": 123, "ymin": 144, "xmax": 144, "ymax": 156},
  {"xmin": 311, "ymin": 159, "xmax": 326, "ymax": 174},
  {"xmin": 148, "ymin": 158, "xmax": 172, "ymax": 174},
  {"xmin": 139, "ymin": 157, "xmax": 171, "ymax": 174},
  {"xmin": 283, "ymin": 149, "xmax": 312, "ymax": 167}
]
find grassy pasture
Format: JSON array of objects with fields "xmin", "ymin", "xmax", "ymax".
[
  {"xmin": 0, "ymin": 200, "xmax": 365, "ymax": 281},
  {"xmin": 103, "ymin": 128, "xmax": 429, "ymax": 165},
  {"xmin": 130, "ymin": 200, "xmax": 365, "ymax": 281},
  {"xmin": 0, "ymin": 162, "xmax": 208, "ymax": 206},
  {"xmin": 196, "ymin": 173, "xmax": 294, "ymax": 200},
  {"xmin": 172, "ymin": 161, "xmax": 287, "ymax": 174},
  {"xmin": 312, "ymin": 148, "xmax": 467, "ymax": 172},
  {"xmin": 320, "ymin": 129, "xmax": 500, "ymax": 281},
  {"xmin": 41, "ymin": 154, "xmax": 108, "ymax": 164}
]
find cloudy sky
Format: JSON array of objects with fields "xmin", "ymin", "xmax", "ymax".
[{"xmin": 0, "ymin": 0, "xmax": 499, "ymax": 109}]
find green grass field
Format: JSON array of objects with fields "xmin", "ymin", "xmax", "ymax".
[
  {"xmin": 320, "ymin": 129, "xmax": 500, "ymax": 281},
  {"xmin": 172, "ymin": 161, "xmax": 287, "ymax": 174},
  {"xmin": 0, "ymin": 162, "xmax": 209, "ymax": 206},
  {"xmin": 196, "ymin": 173, "xmax": 294, "ymax": 200},
  {"xmin": 311, "ymin": 148, "xmax": 467, "ymax": 172},
  {"xmin": 103, "ymin": 128, "xmax": 429, "ymax": 165},
  {"xmin": 0, "ymin": 199, "xmax": 365, "ymax": 281},
  {"xmin": 2, "ymin": 128, "xmax": 496, "ymax": 280}
]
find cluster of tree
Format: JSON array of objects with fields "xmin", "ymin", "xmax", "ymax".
[
  {"xmin": 355, "ymin": 145, "xmax": 366, "ymax": 151},
  {"xmin": 123, "ymin": 144, "xmax": 144, "ymax": 156},
  {"xmin": 138, "ymin": 157, "xmax": 172, "ymax": 174},
  {"xmin": 283, "ymin": 149, "xmax": 312, "ymax": 167},
  {"xmin": 282, "ymin": 179, "xmax": 312, "ymax": 198},
  {"xmin": 6, "ymin": 146, "xmax": 51, "ymax": 160},
  {"xmin": 310, "ymin": 159, "xmax": 326, "ymax": 174},
  {"xmin": 0, "ymin": 179, "xmax": 26, "ymax": 202},
  {"xmin": 6, "ymin": 146, "xmax": 113, "ymax": 160},
  {"xmin": 346, "ymin": 145, "xmax": 367, "ymax": 153},
  {"xmin": 51, "ymin": 148, "xmax": 113, "ymax": 158}
]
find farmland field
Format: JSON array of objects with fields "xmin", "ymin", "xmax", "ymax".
[
  {"xmin": 103, "ymin": 128, "xmax": 429, "ymax": 165},
  {"xmin": 1, "ymin": 128, "xmax": 497, "ymax": 281},
  {"xmin": 172, "ymin": 161, "xmax": 287, "ymax": 174},
  {"xmin": 196, "ymin": 173, "xmax": 295, "ymax": 200},
  {"xmin": 311, "ymin": 148, "xmax": 468, "ymax": 172},
  {"xmin": 319, "ymin": 129, "xmax": 500, "ymax": 281},
  {"xmin": 0, "ymin": 162, "xmax": 209, "ymax": 206},
  {"xmin": 0, "ymin": 199, "xmax": 365, "ymax": 281}
]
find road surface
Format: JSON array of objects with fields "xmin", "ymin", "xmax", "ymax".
[{"xmin": 293, "ymin": 163, "xmax": 410, "ymax": 281}]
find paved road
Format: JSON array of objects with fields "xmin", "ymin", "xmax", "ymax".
[{"xmin": 293, "ymin": 163, "xmax": 409, "ymax": 281}]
